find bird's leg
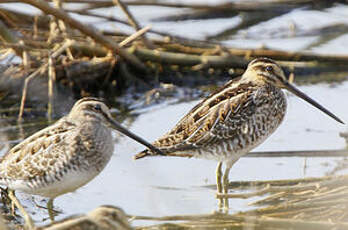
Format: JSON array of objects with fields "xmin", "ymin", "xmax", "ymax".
[
  {"xmin": 32, "ymin": 197, "xmax": 62, "ymax": 217},
  {"xmin": 222, "ymin": 161, "xmax": 233, "ymax": 211},
  {"xmin": 215, "ymin": 162, "xmax": 223, "ymax": 209},
  {"xmin": 47, "ymin": 198, "xmax": 55, "ymax": 221},
  {"xmin": 8, "ymin": 190, "xmax": 35, "ymax": 230},
  {"xmin": 222, "ymin": 166, "xmax": 231, "ymax": 210}
]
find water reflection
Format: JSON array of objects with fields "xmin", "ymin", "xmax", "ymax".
[{"xmin": 0, "ymin": 82, "xmax": 347, "ymax": 228}]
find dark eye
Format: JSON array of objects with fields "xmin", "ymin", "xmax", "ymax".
[
  {"xmin": 265, "ymin": 66, "xmax": 273, "ymax": 72},
  {"xmin": 111, "ymin": 212, "xmax": 118, "ymax": 219},
  {"xmin": 94, "ymin": 104, "xmax": 102, "ymax": 111}
]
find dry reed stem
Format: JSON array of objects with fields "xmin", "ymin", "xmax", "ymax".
[
  {"xmin": 113, "ymin": 0, "xmax": 154, "ymax": 49},
  {"xmin": 55, "ymin": 0, "xmax": 330, "ymax": 11},
  {"xmin": 119, "ymin": 25, "xmax": 152, "ymax": 48},
  {"xmin": 47, "ymin": 56, "xmax": 55, "ymax": 121},
  {"xmin": 18, "ymin": 39, "xmax": 74, "ymax": 121},
  {"xmin": 20, "ymin": 40, "xmax": 30, "ymax": 72},
  {"xmin": 8, "ymin": 190, "xmax": 35, "ymax": 229},
  {"xmin": 64, "ymin": 8, "xmax": 203, "ymax": 44},
  {"xmin": 132, "ymin": 47, "xmax": 247, "ymax": 68},
  {"xmin": 160, "ymin": 42, "xmax": 348, "ymax": 64},
  {"xmin": 20, "ymin": 0, "xmax": 147, "ymax": 72}
]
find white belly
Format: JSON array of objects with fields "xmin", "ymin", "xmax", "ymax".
[{"xmin": 6, "ymin": 168, "xmax": 101, "ymax": 198}]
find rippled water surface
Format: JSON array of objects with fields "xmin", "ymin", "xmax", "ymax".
[
  {"xmin": 1, "ymin": 1, "xmax": 348, "ymax": 227},
  {"xmin": 0, "ymin": 81, "xmax": 347, "ymax": 226}
]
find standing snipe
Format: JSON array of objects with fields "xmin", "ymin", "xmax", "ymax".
[
  {"xmin": 134, "ymin": 57, "xmax": 344, "ymax": 208},
  {"xmin": 0, "ymin": 97, "xmax": 161, "ymax": 226},
  {"xmin": 39, "ymin": 205, "xmax": 132, "ymax": 230}
]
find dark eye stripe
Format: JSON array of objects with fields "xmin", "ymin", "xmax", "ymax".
[
  {"xmin": 253, "ymin": 65, "xmax": 276, "ymax": 76},
  {"xmin": 253, "ymin": 64, "xmax": 282, "ymax": 80},
  {"xmin": 252, "ymin": 65, "xmax": 265, "ymax": 72}
]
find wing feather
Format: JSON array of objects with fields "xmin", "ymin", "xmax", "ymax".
[
  {"xmin": 0, "ymin": 117, "xmax": 76, "ymax": 181},
  {"xmin": 152, "ymin": 83, "xmax": 257, "ymax": 153}
]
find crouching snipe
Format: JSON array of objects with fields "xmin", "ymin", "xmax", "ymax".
[{"xmin": 0, "ymin": 97, "xmax": 161, "ymax": 227}]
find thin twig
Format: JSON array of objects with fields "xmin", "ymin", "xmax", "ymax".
[
  {"xmin": 20, "ymin": 40, "xmax": 30, "ymax": 72},
  {"xmin": 65, "ymin": 8, "xmax": 210, "ymax": 45},
  {"xmin": 119, "ymin": 25, "xmax": 152, "ymax": 47},
  {"xmin": 18, "ymin": 39, "xmax": 74, "ymax": 121},
  {"xmin": 131, "ymin": 47, "xmax": 247, "ymax": 68},
  {"xmin": 47, "ymin": 55, "xmax": 55, "ymax": 121},
  {"xmin": 20, "ymin": 0, "xmax": 147, "ymax": 72},
  {"xmin": 8, "ymin": 190, "xmax": 35, "ymax": 230},
  {"xmin": 113, "ymin": 0, "xmax": 155, "ymax": 48}
]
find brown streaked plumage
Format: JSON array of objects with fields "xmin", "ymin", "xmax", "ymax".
[
  {"xmin": 0, "ymin": 97, "xmax": 162, "ymax": 224},
  {"xmin": 134, "ymin": 57, "xmax": 344, "ymax": 208},
  {"xmin": 39, "ymin": 205, "xmax": 133, "ymax": 230}
]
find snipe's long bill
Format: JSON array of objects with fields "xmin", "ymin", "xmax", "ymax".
[
  {"xmin": 105, "ymin": 112, "xmax": 164, "ymax": 155},
  {"xmin": 134, "ymin": 57, "xmax": 344, "ymax": 209},
  {"xmin": 281, "ymin": 79, "xmax": 343, "ymax": 124}
]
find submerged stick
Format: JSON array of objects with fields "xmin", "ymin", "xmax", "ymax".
[
  {"xmin": 246, "ymin": 149, "xmax": 348, "ymax": 157},
  {"xmin": 134, "ymin": 212, "xmax": 348, "ymax": 230},
  {"xmin": 216, "ymin": 185, "xmax": 271, "ymax": 199},
  {"xmin": 203, "ymin": 174, "xmax": 333, "ymax": 190}
]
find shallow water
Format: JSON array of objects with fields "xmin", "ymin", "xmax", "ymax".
[
  {"xmin": 1, "ymin": 1, "xmax": 348, "ymax": 227},
  {"xmin": 0, "ymin": 81, "xmax": 346, "ymax": 226},
  {"xmin": 73, "ymin": 82, "xmax": 347, "ymax": 221}
]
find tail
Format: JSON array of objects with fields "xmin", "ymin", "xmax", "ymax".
[
  {"xmin": 133, "ymin": 149, "xmax": 153, "ymax": 160},
  {"xmin": 133, "ymin": 149, "xmax": 193, "ymax": 160}
]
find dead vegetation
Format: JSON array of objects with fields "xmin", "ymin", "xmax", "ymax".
[
  {"xmin": 1, "ymin": 1, "xmax": 348, "ymax": 229},
  {"xmin": 134, "ymin": 174, "xmax": 348, "ymax": 230},
  {"xmin": 1, "ymin": 0, "xmax": 348, "ymax": 120}
]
